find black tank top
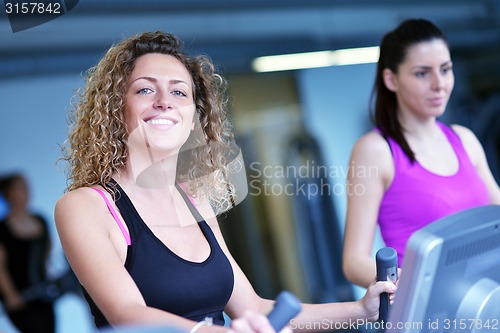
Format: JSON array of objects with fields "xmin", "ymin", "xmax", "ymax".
[
  {"xmin": 83, "ymin": 182, "xmax": 234, "ymax": 328},
  {"xmin": 0, "ymin": 214, "xmax": 50, "ymax": 295}
]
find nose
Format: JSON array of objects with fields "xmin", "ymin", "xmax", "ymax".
[
  {"xmin": 431, "ymin": 72, "xmax": 445, "ymax": 91},
  {"xmin": 153, "ymin": 92, "xmax": 172, "ymax": 110}
]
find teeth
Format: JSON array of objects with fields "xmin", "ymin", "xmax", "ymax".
[{"xmin": 146, "ymin": 119, "xmax": 174, "ymax": 125}]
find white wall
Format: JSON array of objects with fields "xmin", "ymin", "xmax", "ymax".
[{"xmin": 0, "ymin": 74, "xmax": 95, "ymax": 333}]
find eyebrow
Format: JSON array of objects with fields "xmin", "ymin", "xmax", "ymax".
[
  {"xmin": 131, "ymin": 76, "xmax": 189, "ymax": 86},
  {"xmin": 411, "ymin": 60, "xmax": 453, "ymax": 70}
]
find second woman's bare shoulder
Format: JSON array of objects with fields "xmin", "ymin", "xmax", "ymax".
[
  {"xmin": 349, "ymin": 130, "xmax": 394, "ymax": 184},
  {"xmin": 351, "ymin": 130, "xmax": 393, "ymax": 163},
  {"xmin": 450, "ymin": 124, "xmax": 484, "ymax": 166}
]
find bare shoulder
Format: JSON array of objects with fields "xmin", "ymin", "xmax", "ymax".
[
  {"xmin": 55, "ymin": 187, "xmax": 109, "ymax": 229},
  {"xmin": 450, "ymin": 124, "xmax": 480, "ymax": 143},
  {"xmin": 351, "ymin": 130, "xmax": 393, "ymax": 164},
  {"xmin": 450, "ymin": 124, "xmax": 486, "ymax": 167},
  {"xmin": 56, "ymin": 187, "xmax": 101, "ymax": 214}
]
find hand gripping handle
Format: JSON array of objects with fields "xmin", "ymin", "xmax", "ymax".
[
  {"xmin": 376, "ymin": 247, "xmax": 398, "ymax": 323},
  {"xmin": 267, "ymin": 291, "xmax": 302, "ymax": 332}
]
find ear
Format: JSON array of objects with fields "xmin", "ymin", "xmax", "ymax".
[{"xmin": 383, "ymin": 68, "xmax": 398, "ymax": 92}]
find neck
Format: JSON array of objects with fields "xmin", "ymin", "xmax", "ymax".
[
  {"xmin": 8, "ymin": 206, "xmax": 29, "ymax": 218},
  {"xmin": 398, "ymin": 114, "xmax": 439, "ymax": 141},
  {"xmin": 117, "ymin": 154, "xmax": 179, "ymax": 190}
]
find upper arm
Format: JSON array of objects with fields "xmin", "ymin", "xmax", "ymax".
[
  {"xmin": 54, "ymin": 188, "xmax": 145, "ymax": 324},
  {"xmin": 452, "ymin": 125, "xmax": 500, "ymax": 204},
  {"xmin": 343, "ymin": 132, "xmax": 393, "ymax": 269}
]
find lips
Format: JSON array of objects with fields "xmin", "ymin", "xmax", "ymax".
[{"xmin": 429, "ymin": 97, "xmax": 445, "ymax": 107}]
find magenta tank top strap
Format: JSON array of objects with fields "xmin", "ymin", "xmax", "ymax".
[
  {"xmin": 91, "ymin": 187, "xmax": 132, "ymax": 245},
  {"xmin": 436, "ymin": 122, "xmax": 469, "ymax": 162}
]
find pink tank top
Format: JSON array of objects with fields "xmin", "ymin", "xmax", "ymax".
[{"xmin": 378, "ymin": 122, "xmax": 490, "ymax": 266}]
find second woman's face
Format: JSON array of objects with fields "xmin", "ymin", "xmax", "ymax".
[
  {"xmin": 388, "ymin": 39, "xmax": 454, "ymax": 120},
  {"xmin": 125, "ymin": 53, "xmax": 196, "ymax": 157}
]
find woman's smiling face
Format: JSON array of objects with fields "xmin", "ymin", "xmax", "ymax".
[{"xmin": 125, "ymin": 53, "xmax": 196, "ymax": 156}]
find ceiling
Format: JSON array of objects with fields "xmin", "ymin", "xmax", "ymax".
[{"xmin": 1, "ymin": 0, "xmax": 500, "ymax": 84}]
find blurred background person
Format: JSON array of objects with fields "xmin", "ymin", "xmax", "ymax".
[{"xmin": 0, "ymin": 173, "xmax": 56, "ymax": 333}]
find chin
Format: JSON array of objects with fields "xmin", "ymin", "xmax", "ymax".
[
  {"xmin": 427, "ymin": 106, "xmax": 447, "ymax": 118},
  {"xmin": 149, "ymin": 145, "xmax": 182, "ymax": 160}
]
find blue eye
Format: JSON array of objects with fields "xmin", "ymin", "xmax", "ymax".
[
  {"xmin": 137, "ymin": 87, "xmax": 153, "ymax": 95},
  {"xmin": 415, "ymin": 71, "xmax": 426, "ymax": 78},
  {"xmin": 172, "ymin": 90, "xmax": 187, "ymax": 97}
]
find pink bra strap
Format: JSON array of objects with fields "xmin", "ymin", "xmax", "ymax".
[
  {"xmin": 176, "ymin": 182, "xmax": 197, "ymax": 207},
  {"xmin": 91, "ymin": 187, "xmax": 132, "ymax": 245}
]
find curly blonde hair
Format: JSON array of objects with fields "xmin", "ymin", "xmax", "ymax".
[{"xmin": 60, "ymin": 31, "xmax": 239, "ymax": 212}]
